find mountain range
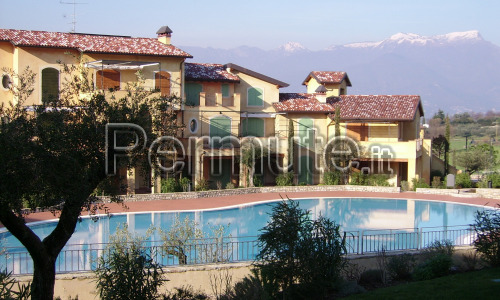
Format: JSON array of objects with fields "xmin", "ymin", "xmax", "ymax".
[{"xmin": 181, "ymin": 31, "xmax": 500, "ymax": 115}]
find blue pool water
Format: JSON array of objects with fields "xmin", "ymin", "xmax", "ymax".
[{"xmin": 0, "ymin": 197, "xmax": 491, "ymax": 248}]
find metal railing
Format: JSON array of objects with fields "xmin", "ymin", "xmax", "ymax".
[{"xmin": 1, "ymin": 225, "xmax": 475, "ymax": 275}]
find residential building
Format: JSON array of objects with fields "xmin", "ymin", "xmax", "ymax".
[
  {"xmin": 0, "ymin": 26, "xmax": 192, "ymax": 193},
  {"xmin": 182, "ymin": 62, "xmax": 289, "ymax": 189},
  {"xmin": 275, "ymin": 72, "xmax": 431, "ymax": 186},
  {"xmin": 0, "ymin": 26, "xmax": 431, "ymax": 192}
]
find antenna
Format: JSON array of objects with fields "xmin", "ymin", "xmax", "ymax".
[{"xmin": 60, "ymin": 0, "xmax": 88, "ymax": 33}]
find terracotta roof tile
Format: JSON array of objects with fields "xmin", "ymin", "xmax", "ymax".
[
  {"xmin": 185, "ymin": 63, "xmax": 240, "ymax": 82},
  {"xmin": 274, "ymin": 93, "xmax": 335, "ymax": 112},
  {"xmin": 302, "ymin": 71, "xmax": 352, "ymax": 86},
  {"xmin": 275, "ymin": 93, "xmax": 423, "ymax": 120},
  {"xmin": 328, "ymin": 95, "xmax": 423, "ymax": 120},
  {"xmin": 0, "ymin": 29, "xmax": 192, "ymax": 57}
]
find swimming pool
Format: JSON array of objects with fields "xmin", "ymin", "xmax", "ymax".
[{"xmin": 0, "ymin": 197, "xmax": 493, "ymax": 274}]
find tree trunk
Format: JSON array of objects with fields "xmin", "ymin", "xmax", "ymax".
[{"xmin": 31, "ymin": 256, "xmax": 57, "ymax": 300}]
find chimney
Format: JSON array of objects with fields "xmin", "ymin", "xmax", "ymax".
[
  {"xmin": 156, "ymin": 26, "xmax": 173, "ymax": 45},
  {"xmin": 315, "ymin": 85, "xmax": 327, "ymax": 103}
]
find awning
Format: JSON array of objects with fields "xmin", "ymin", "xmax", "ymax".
[{"xmin": 85, "ymin": 60, "xmax": 160, "ymax": 70}]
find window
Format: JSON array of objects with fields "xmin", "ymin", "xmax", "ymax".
[
  {"xmin": 155, "ymin": 71, "xmax": 171, "ymax": 97},
  {"xmin": 242, "ymin": 118, "xmax": 265, "ymax": 137},
  {"xmin": 185, "ymin": 83, "xmax": 202, "ymax": 106},
  {"xmin": 221, "ymin": 84, "xmax": 230, "ymax": 98},
  {"xmin": 41, "ymin": 68, "xmax": 59, "ymax": 104},
  {"xmin": 247, "ymin": 87, "xmax": 263, "ymax": 106},
  {"xmin": 210, "ymin": 116, "xmax": 231, "ymax": 148},
  {"xmin": 189, "ymin": 118, "xmax": 198, "ymax": 134},
  {"xmin": 96, "ymin": 69, "xmax": 120, "ymax": 90},
  {"xmin": 2, "ymin": 74, "xmax": 12, "ymax": 90}
]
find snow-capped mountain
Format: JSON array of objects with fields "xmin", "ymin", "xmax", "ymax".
[
  {"xmin": 182, "ymin": 31, "xmax": 500, "ymax": 113},
  {"xmin": 277, "ymin": 42, "xmax": 308, "ymax": 53},
  {"xmin": 339, "ymin": 30, "xmax": 483, "ymax": 49}
]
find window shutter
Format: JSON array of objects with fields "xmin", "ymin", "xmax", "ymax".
[
  {"xmin": 155, "ymin": 71, "xmax": 171, "ymax": 97},
  {"xmin": 41, "ymin": 68, "xmax": 59, "ymax": 103},
  {"xmin": 96, "ymin": 70, "xmax": 120, "ymax": 90},
  {"xmin": 247, "ymin": 87, "xmax": 263, "ymax": 106}
]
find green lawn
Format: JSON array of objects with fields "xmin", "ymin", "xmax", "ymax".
[{"xmin": 343, "ymin": 267, "xmax": 500, "ymax": 299}]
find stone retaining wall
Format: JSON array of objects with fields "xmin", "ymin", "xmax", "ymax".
[
  {"xmin": 476, "ymin": 188, "xmax": 500, "ymax": 200},
  {"xmin": 102, "ymin": 185, "xmax": 401, "ymax": 203},
  {"xmin": 416, "ymin": 188, "xmax": 500, "ymax": 199}
]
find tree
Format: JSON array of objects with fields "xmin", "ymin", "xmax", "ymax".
[
  {"xmin": 455, "ymin": 144, "xmax": 498, "ymax": 174},
  {"xmin": 445, "ymin": 116, "xmax": 451, "ymax": 174},
  {"xmin": 431, "ymin": 135, "xmax": 448, "ymax": 159},
  {"xmin": 241, "ymin": 138, "xmax": 267, "ymax": 187},
  {"xmin": 256, "ymin": 200, "xmax": 346, "ymax": 299},
  {"xmin": 287, "ymin": 118, "xmax": 294, "ymax": 173},
  {"xmin": 0, "ymin": 60, "xmax": 181, "ymax": 299},
  {"xmin": 432, "ymin": 109, "xmax": 445, "ymax": 124}
]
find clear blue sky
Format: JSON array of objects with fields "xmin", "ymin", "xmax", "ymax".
[{"xmin": 0, "ymin": 0, "xmax": 499, "ymax": 50}]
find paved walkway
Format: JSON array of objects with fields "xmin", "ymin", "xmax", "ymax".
[{"xmin": 19, "ymin": 191, "xmax": 500, "ymax": 224}]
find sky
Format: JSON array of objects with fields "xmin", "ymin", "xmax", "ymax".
[{"xmin": 0, "ymin": 0, "xmax": 499, "ymax": 50}]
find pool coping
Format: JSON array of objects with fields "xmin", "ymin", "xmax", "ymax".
[{"xmin": 9, "ymin": 190, "xmax": 500, "ymax": 226}]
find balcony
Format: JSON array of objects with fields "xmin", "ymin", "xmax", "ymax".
[
  {"xmin": 358, "ymin": 139, "xmax": 424, "ymax": 161},
  {"xmin": 200, "ymin": 92, "xmax": 240, "ymax": 110}
]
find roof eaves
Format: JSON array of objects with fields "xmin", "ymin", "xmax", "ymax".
[{"xmin": 225, "ymin": 63, "xmax": 289, "ymax": 87}]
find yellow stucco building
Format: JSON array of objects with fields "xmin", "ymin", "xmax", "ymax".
[{"xmin": 0, "ymin": 26, "xmax": 431, "ymax": 192}]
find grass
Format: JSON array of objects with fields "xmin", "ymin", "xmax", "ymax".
[{"xmin": 343, "ymin": 267, "xmax": 500, "ymax": 299}]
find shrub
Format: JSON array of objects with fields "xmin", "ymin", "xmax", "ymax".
[
  {"xmin": 323, "ymin": 170, "xmax": 341, "ymax": 185},
  {"xmin": 421, "ymin": 240, "xmax": 454, "ymax": 260},
  {"xmin": 413, "ymin": 240, "xmax": 454, "ymax": 281},
  {"xmin": 478, "ymin": 173, "xmax": 500, "ymax": 188},
  {"xmin": 179, "ymin": 177, "xmax": 191, "ymax": 192},
  {"xmin": 230, "ymin": 269, "xmax": 269, "ymax": 300},
  {"xmin": 161, "ymin": 177, "xmax": 180, "ymax": 193},
  {"xmin": 431, "ymin": 176, "xmax": 442, "ymax": 189},
  {"xmin": 473, "ymin": 208, "xmax": 500, "ymax": 267},
  {"xmin": 95, "ymin": 225, "xmax": 164, "ymax": 300},
  {"xmin": 253, "ymin": 175, "xmax": 263, "ymax": 187},
  {"xmin": 430, "ymin": 170, "xmax": 444, "ymax": 181},
  {"xmin": 256, "ymin": 200, "xmax": 347, "ymax": 299},
  {"xmin": 350, "ymin": 173, "xmax": 390, "ymax": 186},
  {"xmin": 0, "ymin": 270, "xmax": 31, "ymax": 300},
  {"xmin": 412, "ymin": 178, "xmax": 430, "ymax": 190},
  {"xmin": 413, "ymin": 254, "xmax": 452, "ymax": 281},
  {"xmin": 456, "ymin": 173, "xmax": 472, "ymax": 188},
  {"xmin": 400, "ymin": 180, "xmax": 410, "ymax": 192},
  {"xmin": 195, "ymin": 178, "xmax": 209, "ymax": 191},
  {"xmin": 386, "ymin": 253, "xmax": 415, "ymax": 281},
  {"xmin": 162, "ymin": 286, "xmax": 209, "ymax": 300},
  {"xmin": 358, "ymin": 269, "xmax": 384, "ymax": 286},
  {"xmin": 275, "ymin": 172, "xmax": 293, "ymax": 186},
  {"xmin": 225, "ymin": 182, "xmax": 235, "ymax": 189}
]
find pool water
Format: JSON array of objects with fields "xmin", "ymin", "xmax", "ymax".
[{"xmin": 0, "ymin": 197, "xmax": 490, "ymax": 248}]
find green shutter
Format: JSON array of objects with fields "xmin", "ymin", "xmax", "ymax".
[
  {"xmin": 210, "ymin": 116, "xmax": 231, "ymax": 147},
  {"xmin": 299, "ymin": 155, "xmax": 313, "ymax": 185},
  {"xmin": 221, "ymin": 84, "xmax": 229, "ymax": 98},
  {"xmin": 41, "ymin": 68, "xmax": 59, "ymax": 104},
  {"xmin": 247, "ymin": 87, "xmax": 263, "ymax": 106},
  {"xmin": 242, "ymin": 118, "xmax": 265, "ymax": 137},
  {"xmin": 185, "ymin": 83, "xmax": 202, "ymax": 106},
  {"xmin": 298, "ymin": 118, "xmax": 314, "ymax": 148}
]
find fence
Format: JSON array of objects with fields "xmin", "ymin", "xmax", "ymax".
[{"xmin": 1, "ymin": 225, "xmax": 475, "ymax": 275}]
